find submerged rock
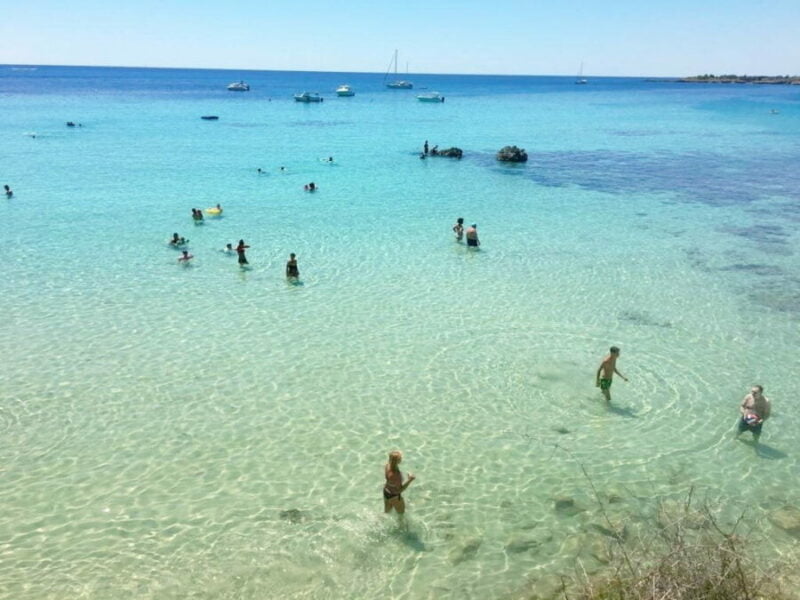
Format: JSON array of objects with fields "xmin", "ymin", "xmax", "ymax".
[
  {"xmin": 279, "ymin": 508, "xmax": 307, "ymax": 524},
  {"xmin": 428, "ymin": 146, "xmax": 462, "ymax": 158},
  {"xmin": 505, "ymin": 536, "xmax": 541, "ymax": 554},
  {"xmin": 450, "ymin": 537, "xmax": 482, "ymax": 564},
  {"xmin": 554, "ymin": 496, "xmax": 585, "ymax": 516},
  {"xmin": 769, "ymin": 506, "xmax": 800, "ymax": 537},
  {"xmin": 496, "ymin": 145, "xmax": 528, "ymax": 162}
]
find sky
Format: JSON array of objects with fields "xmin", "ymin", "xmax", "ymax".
[{"xmin": 3, "ymin": 0, "xmax": 799, "ymax": 77}]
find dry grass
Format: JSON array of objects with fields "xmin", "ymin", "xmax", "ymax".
[{"xmin": 569, "ymin": 492, "xmax": 792, "ymax": 600}]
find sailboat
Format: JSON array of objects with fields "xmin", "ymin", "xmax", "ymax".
[
  {"xmin": 384, "ymin": 50, "xmax": 413, "ymax": 89},
  {"xmin": 575, "ymin": 62, "xmax": 588, "ymax": 84}
]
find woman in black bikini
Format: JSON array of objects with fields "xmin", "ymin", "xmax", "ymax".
[{"xmin": 384, "ymin": 450, "xmax": 415, "ymax": 514}]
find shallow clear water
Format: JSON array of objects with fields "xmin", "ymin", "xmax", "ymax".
[{"xmin": 1, "ymin": 66, "xmax": 799, "ymax": 599}]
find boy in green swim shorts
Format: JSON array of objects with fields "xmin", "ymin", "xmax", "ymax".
[{"xmin": 596, "ymin": 346, "xmax": 628, "ymax": 402}]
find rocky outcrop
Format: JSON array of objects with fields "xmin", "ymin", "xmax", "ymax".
[
  {"xmin": 496, "ymin": 145, "xmax": 528, "ymax": 162},
  {"xmin": 429, "ymin": 146, "xmax": 463, "ymax": 158}
]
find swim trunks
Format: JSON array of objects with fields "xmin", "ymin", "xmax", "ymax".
[
  {"xmin": 467, "ymin": 238, "xmax": 478, "ymax": 247},
  {"xmin": 738, "ymin": 416, "xmax": 763, "ymax": 435},
  {"xmin": 599, "ymin": 378, "xmax": 612, "ymax": 391}
]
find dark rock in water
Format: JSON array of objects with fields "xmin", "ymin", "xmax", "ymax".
[
  {"xmin": 769, "ymin": 506, "xmax": 800, "ymax": 537},
  {"xmin": 432, "ymin": 147, "xmax": 463, "ymax": 159},
  {"xmin": 496, "ymin": 145, "xmax": 528, "ymax": 162},
  {"xmin": 505, "ymin": 536, "xmax": 541, "ymax": 554},
  {"xmin": 554, "ymin": 427, "xmax": 570, "ymax": 435},
  {"xmin": 450, "ymin": 537, "xmax": 482, "ymax": 564},
  {"xmin": 554, "ymin": 497, "xmax": 584, "ymax": 516},
  {"xmin": 279, "ymin": 508, "xmax": 306, "ymax": 524}
]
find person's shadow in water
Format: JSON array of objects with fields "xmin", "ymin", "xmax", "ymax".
[
  {"xmin": 606, "ymin": 403, "xmax": 638, "ymax": 418},
  {"xmin": 392, "ymin": 524, "xmax": 426, "ymax": 552},
  {"xmin": 738, "ymin": 437, "xmax": 788, "ymax": 460}
]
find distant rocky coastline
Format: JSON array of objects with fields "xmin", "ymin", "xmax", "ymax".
[{"xmin": 679, "ymin": 74, "xmax": 800, "ymax": 85}]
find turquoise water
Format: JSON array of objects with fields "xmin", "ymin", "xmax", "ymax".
[{"xmin": 1, "ymin": 66, "xmax": 799, "ymax": 599}]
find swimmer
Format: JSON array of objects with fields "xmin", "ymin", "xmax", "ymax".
[
  {"xmin": 177, "ymin": 250, "xmax": 193, "ymax": 263},
  {"xmin": 169, "ymin": 233, "xmax": 187, "ymax": 246},
  {"xmin": 192, "ymin": 209, "xmax": 204, "ymax": 221},
  {"xmin": 214, "ymin": 203, "xmax": 223, "ymax": 214},
  {"xmin": 286, "ymin": 253, "xmax": 299, "ymax": 279},
  {"xmin": 327, "ymin": 156, "xmax": 334, "ymax": 163},
  {"xmin": 222, "ymin": 243, "xmax": 234, "ymax": 253},
  {"xmin": 384, "ymin": 450, "xmax": 415, "ymax": 516},
  {"xmin": 4, "ymin": 185, "xmax": 12, "ymax": 198},
  {"xmin": 236, "ymin": 239, "xmax": 250, "ymax": 266},
  {"xmin": 453, "ymin": 217, "xmax": 464, "ymax": 241},
  {"xmin": 465, "ymin": 223, "xmax": 479, "ymax": 247}
]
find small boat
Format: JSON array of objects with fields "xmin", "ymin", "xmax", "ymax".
[
  {"xmin": 336, "ymin": 84, "xmax": 355, "ymax": 97},
  {"xmin": 227, "ymin": 81, "xmax": 250, "ymax": 92},
  {"xmin": 384, "ymin": 50, "xmax": 413, "ymax": 89},
  {"xmin": 201, "ymin": 115, "xmax": 219, "ymax": 120},
  {"xmin": 294, "ymin": 92, "xmax": 323, "ymax": 103},
  {"xmin": 417, "ymin": 92, "xmax": 444, "ymax": 103}
]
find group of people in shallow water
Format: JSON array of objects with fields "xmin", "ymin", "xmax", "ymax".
[
  {"xmin": 452, "ymin": 217, "xmax": 480, "ymax": 247},
  {"xmin": 387, "ymin": 347, "xmax": 772, "ymax": 521},
  {"xmin": 169, "ymin": 231, "xmax": 299, "ymax": 278}
]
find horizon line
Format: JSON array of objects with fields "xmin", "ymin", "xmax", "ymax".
[{"xmin": 3, "ymin": 62, "xmax": 688, "ymax": 79}]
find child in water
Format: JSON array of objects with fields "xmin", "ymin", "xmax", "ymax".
[{"xmin": 177, "ymin": 250, "xmax": 193, "ymax": 263}]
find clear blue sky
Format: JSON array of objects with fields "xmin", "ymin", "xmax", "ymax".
[{"xmin": 4, "ymin": 0, "xmax": 799, "ymax": 76}]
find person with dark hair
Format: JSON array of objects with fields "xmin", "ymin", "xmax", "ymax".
[
  {"xmin": 4, "ymin": 185, "xmax": 12, "ymax": 198},
  {"xmin": 286, "ymin": 253, "xmax": 299, "ymax": 279},
  {"xmin": 596, "ymin": 346, "xmax": 628, "ymax": 402},
  {"xmin": 465, "ymin": 223, "xmax": 479, "ymax": 247},
  {"xmin": 453, "ymin": 217, "xmax": 464, "ymax": 241},
  {"xmin": 236, "ymin": 239, "xmax": 250, "ymax": 266},
  {"xmin": 736, "ymin": 385, "xmax": 771, "ymax": 444}
]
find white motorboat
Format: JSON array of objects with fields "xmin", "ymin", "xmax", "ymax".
[
  {"xmin": 384, "ymin": 50, "xmax": 413, "ymax": 89},
  {"xmin": 417, "ymin": 91, "xmax": 444, "ymax": 102},
  {"xmin": 336, "ymin": 84, "xmax": 355, "ymax": 97},
  {"xmin": 294, "ymin": 91, "xmax": 323, "ymax": 103},
  {"xmin": 227, "ymin": 81, "xmax": 250, "ymax": 91}
]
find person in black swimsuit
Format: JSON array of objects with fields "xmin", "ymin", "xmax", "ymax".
[
  {"xmin": 286, "ymin": 253, "xmax": 299, "ymax": 279},
  {"xmin": 384, "ymin": 450, "xmax": 415, "ymax": 514},
  {"xmin": 236, "ymin": 239, "xmax": 250, "ymax": 265}
]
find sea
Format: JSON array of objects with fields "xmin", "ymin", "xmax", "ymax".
[{"xmin": 1, "ymin": 65, "xmax": 799, "ymax": 599}]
